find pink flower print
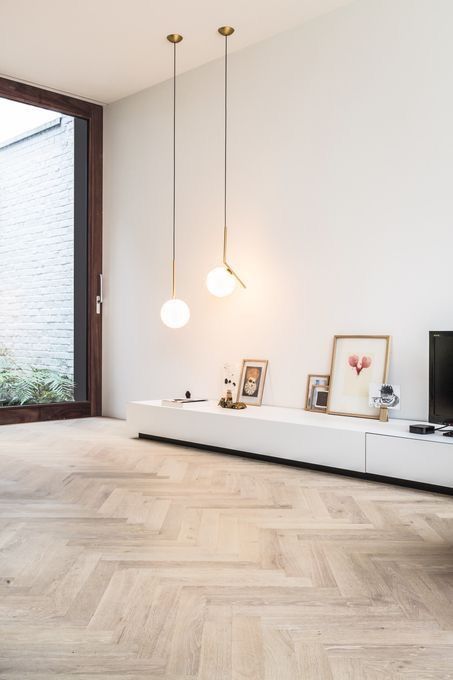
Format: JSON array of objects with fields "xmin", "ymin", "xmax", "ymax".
[{"xmin": 348, "ymin": 354, "xmax": 372, "ymax": 375}]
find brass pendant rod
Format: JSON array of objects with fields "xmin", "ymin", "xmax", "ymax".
[
  {"xmin": 222, "ymin": 223, "xmax": 227, "ymax": 264},
  {"xmin": 172, "ymin": 40, "xmax": 176, "ymax": 298},
  {"xmin": 225, "ymin": 262, "xmax": 246, "ymax": 289},
  {"xmin": 218, "ymin": 26, "xmax": 246, "ymax": 290},
  {"xmin": 166, "ymin": 33, "xmax": 183, "ymax": 298},
  {"xmin": 223, "ymin": 32, "xmax": 228, "ymax": 242}
]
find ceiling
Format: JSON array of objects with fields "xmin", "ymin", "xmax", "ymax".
[{"xmin": 0, "ymin": 0, "xmax": 353, "ymax": 104}]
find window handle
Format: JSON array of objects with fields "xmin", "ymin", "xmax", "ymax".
[{"xmin": 96, "ymin": 274, "xmax": 103, "ymax": 315}]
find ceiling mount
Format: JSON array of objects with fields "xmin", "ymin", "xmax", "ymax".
[
  {"xmin": 166, "ymin": 33, "xmax": 183, "ymax": 44},
  {"xmin": 218, "ymin": 26, "xmax": 235, "ymax": 37}
]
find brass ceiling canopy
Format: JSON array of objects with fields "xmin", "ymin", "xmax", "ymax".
[
  {"xmin": 166, "ymin": 33, "xmax": 183, "ymax": 44},
  {"xmin": 218, "ymin": 26, "xmax": 235, "ymax": 37}
]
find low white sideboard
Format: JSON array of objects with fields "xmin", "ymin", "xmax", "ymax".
[{"xmin": 127, "ymin": 400, "xmax": 453, "ymax": 492}]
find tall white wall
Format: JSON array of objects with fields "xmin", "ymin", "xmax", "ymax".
[{"xmin": 103, "ymin": 0, "xmax": 453, "ymax": 421}]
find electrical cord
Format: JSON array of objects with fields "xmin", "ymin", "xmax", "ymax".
[{"xmin": 435, "ymin": 423, "xmax": 453, "ymax": 435}]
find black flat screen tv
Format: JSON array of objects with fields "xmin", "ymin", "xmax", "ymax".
[{"xmin": 429, "ymin": 331, "xmax": 453, "ymax": 424}]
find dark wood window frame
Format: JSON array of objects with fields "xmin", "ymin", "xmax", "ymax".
[{"xmin": 0, "ymin": 77, "xmax": 102, "ymax": 425}]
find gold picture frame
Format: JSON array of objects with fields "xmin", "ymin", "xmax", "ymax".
[
  {"xmin": 238, "ymin": 359, "xmax": 268, "ymax": 406},
  {"xmin": 327, "ymin": 335, "xmax": 391, "ymax": 419},
  {"xmin": 305, "ymin": 374, "xmax": 330, "ymax": 411}
]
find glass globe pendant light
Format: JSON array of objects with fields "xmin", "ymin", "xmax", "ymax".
[
  {"xmin": 160, "ymin": 33, "xmax": 190, "ymax": 328},
  {"xmin": 206, "ymin": 26, "xmax": 246, "ymax": 298}
]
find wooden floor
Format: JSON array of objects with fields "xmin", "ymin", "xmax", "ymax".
[{"xmin": 1, "ymin": 418, "xmax": 453, "ymax": 679}]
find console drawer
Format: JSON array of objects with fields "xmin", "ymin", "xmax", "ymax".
[{"xmin": 366, "ymin": 433, "xmax": 453, "ymax": 488}]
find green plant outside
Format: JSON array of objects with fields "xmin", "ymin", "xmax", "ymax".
[{"xmin": 0, "ymin": 367, "xmax": 75, "ymax": 406}]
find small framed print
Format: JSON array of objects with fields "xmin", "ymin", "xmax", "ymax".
[
  {"xmin": 310, "ymin": 384, "xmax": 329, "ymax": 412},
  {"xmin": 238, "ymin": 359, "xmax": 268, "ymax": 406},
  {"xmin": 327, "ymin": 335, "xmax": 391, "ymax": 419},
  {"xmin": 305, "ymin": 374, "xmax": 330, "ymax": 411},
  {"xmin": 369, "ymin": 383, "xmax": 400, "ymax": 410}
]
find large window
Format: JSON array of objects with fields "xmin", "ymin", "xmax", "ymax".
[{"xmin": 0, "ymin": 79, "xmax": 102, "ymax": 424}]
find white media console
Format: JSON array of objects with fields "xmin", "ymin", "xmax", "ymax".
[{"xmin": 127, "ymin": 400, "xmax": 453, "ymax": 491}]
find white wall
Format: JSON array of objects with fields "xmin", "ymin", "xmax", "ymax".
[{"xmin": 103, "ymin": 0, "xmax": 453, "ymax": 421}]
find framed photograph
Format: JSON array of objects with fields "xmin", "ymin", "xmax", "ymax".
[
  {"xmin": 238, "ymin": 359, "xmax": 268, "ymax": 406},
  {"xmin": 310, "ymin": 384, "xmax": 329, "ymax": 412},
  {"xmin": 327, "ymin": 335, "xmax": 391, "ymax": 419},
  {"xmin": 369, "ymin": 383, "xmax": 400, "ymax": 410},
  {"xmin": 305, "ymin": 374, "xmax": 330, "ymax": 410}
]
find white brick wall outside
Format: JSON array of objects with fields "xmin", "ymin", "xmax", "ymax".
[{"xmin": 0, "ymin": 116, "xmax": 74, "ymax": 374}]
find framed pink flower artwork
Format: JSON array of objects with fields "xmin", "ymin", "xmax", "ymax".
[{"xmin": 327, "ymin": 335, "xmax": 391, "ymax": 419}]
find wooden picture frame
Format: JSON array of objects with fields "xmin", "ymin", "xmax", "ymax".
[
  {"xmin": 238, "ymin": 359, "xmax": 268, "ymax": 406},
  {"xmin": 327, "ymin": 335, "xmax": 391, "ymax": 419},
  {"xmin": 305, "ymin": 374, "xmax": 330, "ymax": 411}
]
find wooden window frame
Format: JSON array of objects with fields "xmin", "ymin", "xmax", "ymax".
[{"xmin": 0, "ymin": 77, "xmax": 102, "ymax": 425}]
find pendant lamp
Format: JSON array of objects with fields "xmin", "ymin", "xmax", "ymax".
[
  {"xmin": 161, "ymin": 33, "xmax": 190, "ymax": 328},
  {"xmin": 206, "ymin": 26, "xmax": 246, "ymax": 298}
]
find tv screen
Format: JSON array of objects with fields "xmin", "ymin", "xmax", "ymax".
[{"xmin": 429, "ymin": 331, "xmax": 453, "ymax": 424}]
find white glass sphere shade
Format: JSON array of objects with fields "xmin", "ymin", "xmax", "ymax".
[
  {"xmin": 160, "ymin": 298, "xmax": 190, "ymax": 328},
  {"xmin": 206, "ymin": 265, "xmax": 236, "ymax": 297}
]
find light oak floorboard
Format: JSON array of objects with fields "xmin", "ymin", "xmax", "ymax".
[{"xmin": 1, "ymin": 417, "xmax": 453, "ymax": 678}]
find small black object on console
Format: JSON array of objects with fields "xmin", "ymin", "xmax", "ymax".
[{"xmin": 409, "ymin": 424, "xmax": 435, "ymax": 435}]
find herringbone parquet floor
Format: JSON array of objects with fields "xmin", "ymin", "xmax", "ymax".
[{"xmin": 1, "ymin": 417, "xmax": 453, "ymax": 679}]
